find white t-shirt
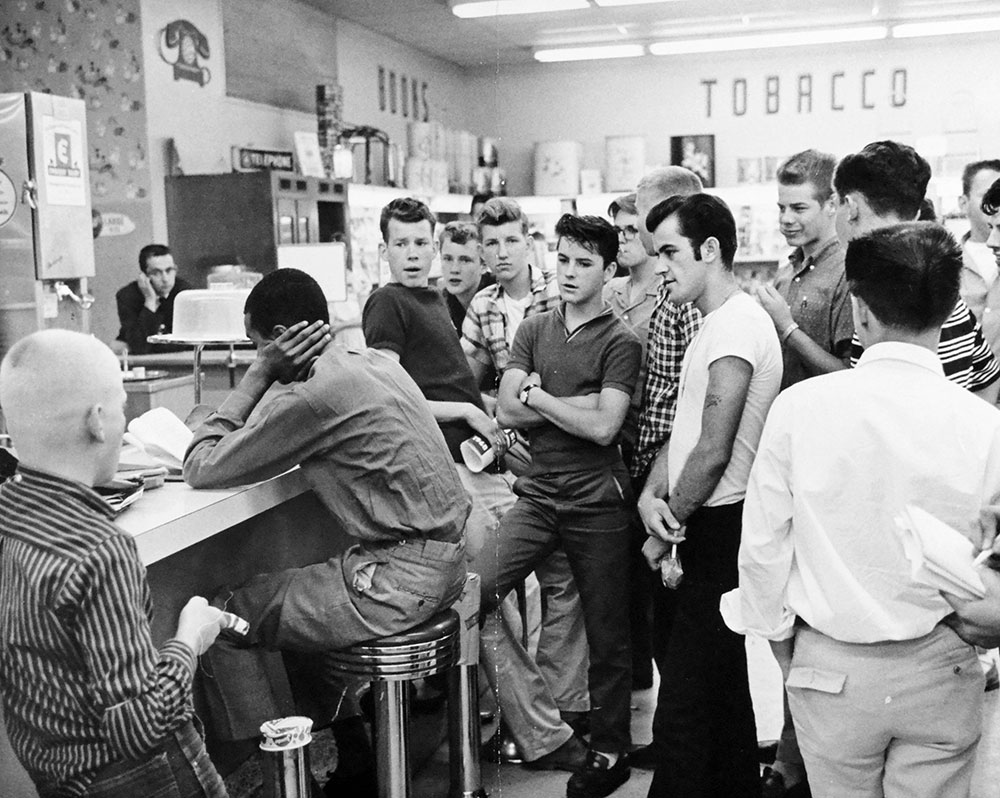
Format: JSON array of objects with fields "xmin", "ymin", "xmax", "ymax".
[
  {"xmin": 668, "ymin": 291, "xmax": 782, "ymax": 507},
  {"xmin": 501, "ymin": 291, "xmax": 532, "ymax": 346}
]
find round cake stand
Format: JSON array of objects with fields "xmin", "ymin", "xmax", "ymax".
[{"xmin": 147, "ymin": 335, "xmax": 250, "ymax": 404}]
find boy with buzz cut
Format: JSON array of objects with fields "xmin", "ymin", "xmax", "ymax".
[
  {"xmin": 475, "ymin": 214, "xmax": 641, "ymax": 798},
  {"xmin": 0, "ymin": 330, "xmax": 229, "ymax": 798}
]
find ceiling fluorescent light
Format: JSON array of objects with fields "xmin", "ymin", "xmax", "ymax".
[
  {"xmin": 892, "ymin": 16, "xmax": 1000, "ymax": 38},
  {"xmin": 650, "ymin": 25, "xmax": 888, "ymax": 55},
  {"xmin": 534, "ymin": 44, "xmax": 646, "ymax": 62},
  {"xmin": 594, "ymin": 0, "xmax": 682, "ymax": 6},
  {"xmin": 452, "ymin": 0, "xmax": 589, "ymax": 18}
]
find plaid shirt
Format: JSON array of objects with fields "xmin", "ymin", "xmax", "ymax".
[
  {"xmin": 461, "ymin": 267, "xmax": 561, "ymax": 375},
  {"xmin": 632, "ymin": 282, "xmax": 702, "ymax": 479}
]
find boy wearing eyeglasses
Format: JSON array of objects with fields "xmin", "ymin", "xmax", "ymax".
[{"xmin": 604, "ymin": 192, "xmax": 663, "ymax": 459}]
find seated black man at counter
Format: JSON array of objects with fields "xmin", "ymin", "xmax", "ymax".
[
  {"xmin": 0, "ymin": 329, "xmax": 229, "ymax": 798},
  {"xmin": 183, "ymin": 267, "xmax": 469, "ymax": 654},
  {"xmin": 114, "ymin": 243, "xmax": 192, "ymax": 354}
]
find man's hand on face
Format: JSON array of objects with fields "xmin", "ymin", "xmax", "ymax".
[
  {"xmin": 257, "ymin": 320, "xmax": 331, "ymax": 384},
  {"xmin": 138, "ymin": 271, "xmax": 159, "ymax": 309}
]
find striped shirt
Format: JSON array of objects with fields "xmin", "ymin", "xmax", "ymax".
[
  {"xmin": 460, "ymin": 266, "xmax": 561, "ymax": 377},
  {"xmin": 849, "ymin": 298, "xmax": 1000, "ymax": 391},
  {"xmin": 631, "ymin": 283, "xmax": 702, "ymax": 480},
  {"xmin": 0, "ymin": 467, "xmax": 196, "ymax": 797}
]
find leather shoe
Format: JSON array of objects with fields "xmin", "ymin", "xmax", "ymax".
[
  {"xmin": 625, "ymin": 743, "xmax": 659, "ymax": 770},
  {"xmin": 567, "ymin": 750, "xmax": 630, "ymax": 798},
  {"xmin": 481, "ymin": 724, "xmax": 523, "ymax": 764},
  {"xmin": 523, "ymin": 734, "xmax": 588, "ymax": 772}
]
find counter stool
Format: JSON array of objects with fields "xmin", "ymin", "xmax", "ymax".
[{"xmin": 325, "ymin": 573, "xmax": 484, "ymax": 798}]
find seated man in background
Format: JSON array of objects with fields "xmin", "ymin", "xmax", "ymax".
[
  {"xmin": 727, "ymin": 222, "xmax": 1000, "ymax": 798},
  {"xmin": 183, "ymin": 269, "xmax": 469, "ymax": 795},
  {"xmin": 115, "ymin": 243, "xmax": 192, "ymax": 355},
  {"xmin": 0, "ymin": 330, "xmax": 229, "ymax": 798}
]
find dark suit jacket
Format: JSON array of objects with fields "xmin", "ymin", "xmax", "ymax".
[{"xmin": 115, "ymin": 277, "xmax": 192, "ymax": 354}]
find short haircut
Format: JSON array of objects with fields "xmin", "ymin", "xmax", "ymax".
[
  {"xmin": 138, "ymin": 243, "xmax": 170, "ymax": 272},
  {"xmin": 777, "ymin": 149, "xmax": 837, "ymax": 202},
  {"xmin": 244, "ymin": 268, "xmax": 329, "ymax": 337},
  {"xmin": 845, "ymin": 222, "xmax": 960, "ymax": 332},
  {"xmin": 636, "ymin": 166, "xmax": 704, "ymax": 200},
  {"xmin": 608, "ymin": 193, "xmax": 638, "ymax": 218},
  {"xmin": 554, "ymin": 214, "xmax": 619, "ymax": 268},
  {"xmin": 833, "ymin": 141, "xmax": 930, "ymax": 221},
  {"xmin": 981, "ymin": 177, "xmax": 1000, "ymax": 216},
  {"xmin": 379, "ymin": 197, "xmax": 436, "ymax": 242},
  {"xmin": 476, "ymin": 197, "xmax": 530, "ymax": 236},
  {"xmin": 962, "ymin": 159, "xmax": 1000, "ymax": 196},
  {"xmin": 918, "ymin": 198, "xmax": 937, "ymax": 222},
  {"xmin": 439, "ymin": 221, "xmax": 479, "ymax": 248},
  {"xmin": 645, "ymin": 193, "xmax": 738, "ymax": 269}
]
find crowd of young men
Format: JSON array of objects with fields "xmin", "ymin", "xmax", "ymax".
[{"xmin": 7, "ymin": 140, "xmax": 1000, "ymax": 798}]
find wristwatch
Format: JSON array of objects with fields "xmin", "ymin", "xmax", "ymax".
[{"xmin": 519, "ymin": 384, "xmax": 536, "ymax": 405}]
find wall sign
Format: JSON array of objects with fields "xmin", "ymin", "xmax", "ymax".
[
  {"xmin": 95, "ymin": 211, "xmax": 137, "ymax": 238},
  {"xmin": 159, "ymin": 19, "xmax": 211, "ymax": 86},
  {"xmin": 701, "ymin": 68, "xmax": 908, "ymax": 117},
  {"xmin": 232, "ymin": 147, "xmax": 295, "ymax": 171},
  {"xmin": 42, "ymin": 115, "xmax": 86, "ymax": 206},
  {"xmin": 377, "ymin": 65, "xmax": 430, "ymax": 121}
]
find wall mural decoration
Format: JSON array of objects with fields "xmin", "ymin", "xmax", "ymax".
[
  {"xmin": 158, "ymin": 19, "xmax": 210, "ymax": 87},
  {"xmin": 0, "ymin": 0, "xmax": 148, "ymax": 207}
]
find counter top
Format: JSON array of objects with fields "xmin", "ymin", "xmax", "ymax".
[
  {"xmin": 127, "ymin": 348, "xmax": 256, "ymax": 367},
  {"xmin": 116, "ymin": 469, "xmax": 311, "ymax": 565}
]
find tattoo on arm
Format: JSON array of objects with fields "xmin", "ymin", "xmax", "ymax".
[{"xmin": 705, "ymin": 392, "xmax": 723, "ymax": 409}]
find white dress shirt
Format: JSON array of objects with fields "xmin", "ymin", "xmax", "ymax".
[{"xmin": 723, "ymin": 341, "xmax": 1000, "ymax": 643}]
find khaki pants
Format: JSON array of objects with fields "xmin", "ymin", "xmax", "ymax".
[{"xmin": 788, "ymin": 623, "xmax": 984, "ymax": 798}]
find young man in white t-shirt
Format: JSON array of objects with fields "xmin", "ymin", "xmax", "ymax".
[{"xmin": 638, "ymin": 193, "xmax": 782, "ymax": 798}]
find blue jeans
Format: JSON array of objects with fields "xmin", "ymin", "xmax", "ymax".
[
  {"xmin": 84, "ymin": 720, "xmax": 226, "ymax": 798},
  {"xmin": 459, "ymin": 466, "xmax": 579, "ymax": 759},
  {"xmin": 476, "ymin": 466, "xmax": 633, "ymax": 755}
]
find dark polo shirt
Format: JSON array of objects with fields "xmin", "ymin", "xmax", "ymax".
[{"xmin": 508, "ymin": 304, "xmax": 640, "ymax": 473}]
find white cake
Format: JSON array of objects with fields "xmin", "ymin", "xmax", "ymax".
[{"xmin": 171, "ymin": 289, "xmax": 250, "ymax": 340}]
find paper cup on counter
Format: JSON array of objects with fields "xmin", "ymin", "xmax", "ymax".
[{"xmin": 461, "ymin": 428, "xmax": 518, "ymax": 473}]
